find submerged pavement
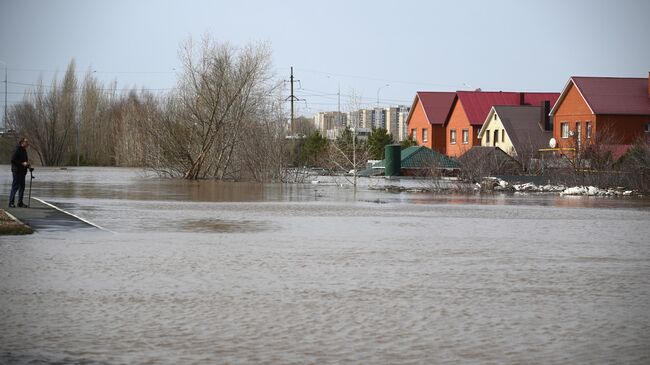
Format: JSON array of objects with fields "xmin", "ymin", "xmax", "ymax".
[{"xmin": 0, "ymin": 196, "xmax": 104, "ymax": 232}]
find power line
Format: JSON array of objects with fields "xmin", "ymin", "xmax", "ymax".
[
  {"xmin": 7, "ymin": 67, "xmax": 177, "ymax": 75},
  {"xmin": 294, "ymin": 67, "xmax": 465, "ymax": 89},
  {"xmin": 299, "ymin": 87, "xmax": 412, "ymax": 105},
  {"xmin": 7, "ymin": 81, "xmax": 175, "ymax": 92}
]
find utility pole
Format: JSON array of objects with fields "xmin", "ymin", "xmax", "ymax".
[
  {"xmin": 376, "ymin": 83, "xmax": 390, "ymax": 107},
  {"xmin": 337, "ymin": 84, "xmax": 341, "ymax": 128},
  {"xmin": 285, "ymin": 66, "xmax": 303, "ymax": 134},
  {"xmin": 353, "ymin": 114, "xmax": 357, "ymax": 191},
  {"xmin": 0, "ymin": 60, "xmax": 7, "ymax": 131}
]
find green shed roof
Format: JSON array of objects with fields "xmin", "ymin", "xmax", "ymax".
[{"xmin": 373, "ymin": 146, "xmax": 460, "ymax": 169}]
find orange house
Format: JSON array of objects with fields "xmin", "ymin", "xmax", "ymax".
[
  {"xmin": 549, "ymin": 75, "xmax": 650, "ymax": 153},
  {"xmin": 445, "ymin": 91, "xmax": 560, "ymax": 157},
  {"xmin": 405, "ymin": 92, "xmax": 456, "ymax": 154}
]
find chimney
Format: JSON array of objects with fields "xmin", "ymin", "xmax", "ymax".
[
  {"xmin": 520, "ymin": 92, "xmax": 526, "ymax": 105},
  {"xmin": 540, "ymin": 100, "xmax": 551, "ymax": 131}
]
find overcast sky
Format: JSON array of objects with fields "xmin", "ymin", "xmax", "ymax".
[{"xmin": 1, "ymin": 0, "xmax": 649, "ymax": 117}]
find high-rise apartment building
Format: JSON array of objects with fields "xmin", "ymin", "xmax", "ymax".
[
  {"xmin": 314, "ymin": 111, "xmax": 347, "ymax": 135},
  {"xmin": 373, "ymin": 107, "xmax": 386, "ymax": 129},
  {"xmin": 314, "ymin": 105, "xmax": 408, "ymax": 140},
  {"xmin": 385, "ymin": 107, "xmax": 399, "ymax": 138},
  {"xmin": 397, "ymin": 105, "xmax": 411, "ymax": 141},
  {"xmin": 314, "ymin": 112, "xmax": 348, "ymax": 139}
]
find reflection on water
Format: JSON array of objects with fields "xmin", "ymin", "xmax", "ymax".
[
  {"xmin": 3, "ymin": 166, "xmax": 650, "ymax": 208},
  {"xmin": 1, "ymin": 166, "xmax": 650, "ymax": 364},
  {"xmin": 182, "ymin": 218, "xmax": 275, "ymax": 233}
]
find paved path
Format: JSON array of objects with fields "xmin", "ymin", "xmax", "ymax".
[{"xmin": 0, "ymin": 196, "xmax": 105, "ymax": 232}]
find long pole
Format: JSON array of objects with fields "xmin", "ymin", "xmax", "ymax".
[
  {"xmin": 76, "ymin": 121, "xmax": 80, "ymax": 166},
  {"xmin": 353, "ymin": 112, "xmax": 356, "ymax": 191},
  {"xmin": 352, "ymin": 123, "xmax": 357, "ymax": 189},
  {"xmin": 376, "ymin": 83, "xmax": 389, "ymax": 107},
  {"xmin": 0, "ymin": 60, "xmax": 7, "ymax": 130},
  {"xmin": 290, "ymin": 66, "xmax": 294, "ymax": 133},
  {"xmin": 337, "ymin": 84, "xmax": 341, "ymax": 127},
  {"xmin": 3, "ymin": 65, "xmax": 6, "ymax": 130}
]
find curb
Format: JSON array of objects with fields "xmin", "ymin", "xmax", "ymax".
[{"xmin": 0, "ymin": 209, "xmax": 34, "ymax": 235}]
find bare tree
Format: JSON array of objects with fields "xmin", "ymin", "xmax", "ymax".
[
  {"xmin": 237, "ymin": 97, "xmax": 291, "ymax": 182},
  {"xmin": 144, "ymin": 36, "xmax": 276, "ymax": 180},
  {"xmin": 77, "ymin": 72, "xmax": 118, "ymax": 165},
  {"xmin": 17, "ymin": 61, "xmax": 78, "ymax": 166}
]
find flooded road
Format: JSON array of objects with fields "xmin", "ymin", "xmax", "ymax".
[{"xmin": 1, "ymin": 167, "xmax": 650, "ymax": 364}]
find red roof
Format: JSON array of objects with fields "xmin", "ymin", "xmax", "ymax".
[
  {"xmin": 571, "ymin": 77, "xmax": 650, "ymax": 115},
  {"xmin": 456, "ymin": 91, "xmax": 560, "ymax": 126},
  {"xmin": 523, "ymin": 93, "xmax": 561, "ymax": 109},
  {"xmin": 415, "ymin": 92, "xmax": 457, "ymax": 125}
]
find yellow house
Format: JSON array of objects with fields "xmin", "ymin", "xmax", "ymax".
[{"xmin": 478, "ymin": 104, "xmax": 552, "ymax": 158}]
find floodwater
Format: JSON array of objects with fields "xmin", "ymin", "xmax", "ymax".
[{"xmin": 1, "ymin": 167, "xmax": 650, "ymax": 364}]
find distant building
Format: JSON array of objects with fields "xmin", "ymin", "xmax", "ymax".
[
  {"xmin": 397, "ymin": 105, "xmax": 410, "ymax": 141},
  {"xmin": 326, "ymin": 128, "xmax": 343, "ymax": 140},
  {"xmin": 314, "ymin": 111, "xmax": 347, "ymax": 137},
  {"xmin": 373, "ymin": 107, "xmax": 386, "ymax": 129},
  {"xmin": 354, "ymin": 127, "xmax": 372, "ymax": 141},
  {"xmin": 360, "ymin": 109, "xmax": 374, "ymax": 129},
  {"xmin": 314, "ymin": 105, "xmax": 409, "ymax": 140},
  {"xmin": 385, "ymin": 107, "xmax": 400, "ymax": 138}
]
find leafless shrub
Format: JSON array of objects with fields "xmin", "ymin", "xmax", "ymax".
[
  {"xmin": 457, "ymin": 146, "xmax": 521, "ymax": 183},
  {"xmin": 540, "ymin": 125, "xmax": 650, "ymax": 192},
  {"xmin": 15, "ymin": 61, "xmax": 78, "ymax": 166},
  {"xmin": 142, "ymin": 36, "xmax": 279, "ymax": 180},
  {"xmin": 616, "ymin": 138, "xmax": 650, "ymax": 192}
]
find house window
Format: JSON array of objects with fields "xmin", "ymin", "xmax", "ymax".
[
  {"xmin": 561, "ymin": 122, "xmax": 569, "ymax": 138},
  {"xmin": 411, "ymin": 128, "xmax": 416, "ymax": 141},
  {"xmin": 422, "ymin": 128, "xmax": 428, "ymax": 142},
  {"xmin": 450, "ymin": 129, "xmax": 457, "ymax": 144},
  {"xmin": 493, "ymin": 130, "xmax": 498, "ymax": 146},
  {"xmin": 462, "ymin": 129, "xmax": 469, "ymax": 144},
  {"xmin": 645, "ymin": 122, "xmax": 650, "ymax": 133},
  {"xmin": 485, "ymin": 130, "xmax": 490, "ymax": 143},
  {"xmin": 501, "ymin": 129, "xmax": 505, "ymax": 142},
  {"xmin": 586, "ymin": 122, "xmax": 592, "ymax": 139}
]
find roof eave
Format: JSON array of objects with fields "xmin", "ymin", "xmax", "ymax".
[
  {"xmin": 549, "ymin": 77, "xmax": 595, "ymax": 116},
  {"xmin": 405, "ymin": 94, "xmax": 420, "ymax": 128},
  {"xmin": 478, "ymin": 107, "xmax": 497, "ymax": 138}
]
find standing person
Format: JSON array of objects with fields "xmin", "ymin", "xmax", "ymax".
[{"xmin": 9, "ymin": 137, "xmax": 30, "ymax": 208}]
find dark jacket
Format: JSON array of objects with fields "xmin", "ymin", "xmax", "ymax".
[{"xmin": 11, "ymin": 144, "xmax": 29, "ymax": 175}]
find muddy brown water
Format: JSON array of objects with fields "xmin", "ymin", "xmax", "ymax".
[{"xmin": 1, "ymin": 167, "xmax": 649, "ymax": 364}]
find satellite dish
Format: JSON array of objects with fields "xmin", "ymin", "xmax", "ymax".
[{"xmin": 549, "ymin": 138, "xmax": 557, "ymax": 148}]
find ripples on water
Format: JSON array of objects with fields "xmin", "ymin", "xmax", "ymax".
[{"xmin": 1, "ymin": 167, "xmax": 650, "ymax": 364}]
